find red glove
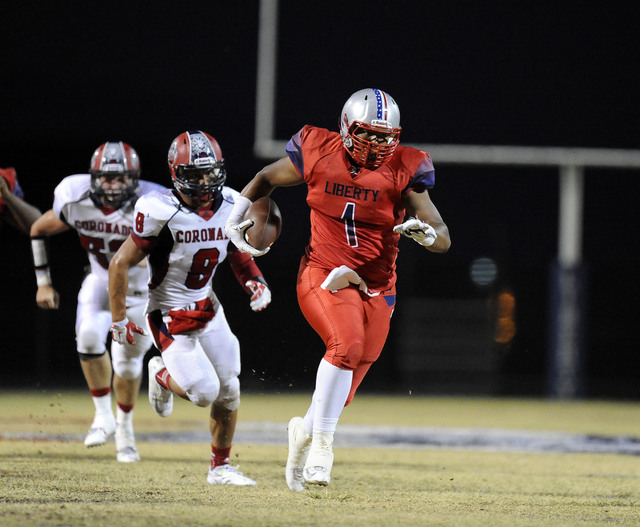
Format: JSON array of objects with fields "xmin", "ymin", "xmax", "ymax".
[
  {"xmin": 110, "ymin": 318, "xmax": 146, "ymax": 345},
  {"xmin": 246, "ymin": 280, "xmax": 271, "ymax": 312}
]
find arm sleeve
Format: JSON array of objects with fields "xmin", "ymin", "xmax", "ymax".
[
  {"xmin": 227, "ymin": 243, "xmax": 266, "ymax": 294},
  {"xmin": 401, "ymin": 153, "xmax": 435, "ymax": 197},
  {"xmin": 285, "ymin": 128, "xmax": 305, "ymax": 178}
]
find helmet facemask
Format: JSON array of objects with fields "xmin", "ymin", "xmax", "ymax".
[
  {"xmin": 90, "ymin": 171, "xmax": 139, "ymax": 208},
  {"xmin": 345, "ymin": 121, "xmax": 401, "ymax": 169},
  {"xmin": 173, "ymin": 162, "xmax": 226, "ymax": 205}
]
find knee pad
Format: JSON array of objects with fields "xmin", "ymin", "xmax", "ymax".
[
  {"xmin": 186, "ymin": 377, "xmax": 220, "ymax": 408},
  {"xmin": 110, "ymin": 342, "xmax": 145, "ymax": 380},
  {"xmin": 76, "ymin": 327, "xmax": 107, "ymax": 355},
  {"xmin": 112, "ymin": 353, "xmax": 144, "ymax": 380},
  {"xmin": 188, "ymin": 390, "xmax": 218, "ymax": 408},
  {"xmin": 216, "ymin": 376, "xmax": 240, "ymax": 411}
]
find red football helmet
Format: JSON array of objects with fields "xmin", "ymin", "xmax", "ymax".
[
  {"xmin": 89, "ymin": 141, "xmax": 140, "ymax": 208},
  {"xmin": 167, "ymin": 131, "xmax": 226, "ymax": 204}
]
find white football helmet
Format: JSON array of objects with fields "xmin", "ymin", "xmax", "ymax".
[
  {"xmin": 339, "ymin": 88, "xmax": 401, "ymax": 168},
  {"xmin": 89, "ymin": 141, "xmax": 140, "ymax": 208}
]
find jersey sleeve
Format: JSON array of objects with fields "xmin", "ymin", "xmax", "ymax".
[
  {"xmin": 131, "ymin": 191, "xmax": 174, "ymax": 252},
  {"xmin": 132, "ymin": 193, "xmax": 165, "ymax": 236},
  {"xmin": 0, "ymin": 167, "xmax": 21, "ymax": 203},
  {"xmin": 285, "ymin": 127, "xmax": 306, "ymax": 178},
  {"xmin": 12, "ymin": 179, "xmax": 24, "ymax": 199},
  {"xmin": 402, "ymin": 152, "xmax": 435, "ymax": 196},
  {"xmin": 52, "ymin": 175, "xmax": 89, "ymax": 221},
  {"xmin": 286, "ymin": 125, "xmax": 337, "ymax": 184}
]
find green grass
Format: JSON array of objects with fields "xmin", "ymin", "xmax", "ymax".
[{"xmin": 1, "ymin": 390, "xmax": 639, "ymax": 526}]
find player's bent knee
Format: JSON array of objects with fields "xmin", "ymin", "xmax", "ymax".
[
  {"xmin": 216, "ymin": 377, "xmax": 240, "ymax": 411},
  {"xmin": 189, "ymin": 391, "xmax": 217, "ymax": 408},
  {"xmin": 77, "ymin": 328, "xmax": 107, "ymax": 355},
  {"xmin": 112, "ymin": 358, "xmax": 143, "ymax": 380},
  {"xmin": 186, "ymin": 380, "xmax": 220, "ymax": 408},
  {"xmin": 111, "ymin": 344, "xmax": 144, "ymax": 380},
  {"xmin": 325, "ymin": 354, "xmax": 358, "ymax": 371}
]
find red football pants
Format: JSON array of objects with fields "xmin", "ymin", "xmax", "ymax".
[{"xmin": 296, "ymin": 258, "xmax": 396, "ymax": 405}]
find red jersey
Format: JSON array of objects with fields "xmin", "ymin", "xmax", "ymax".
[
  {"xmin": 0, "ymin": 167, "xmax": 24, "ymax": 226},
  {"xmin": 286, "ymin": 125, "xmax": 435, "ymax": 292}
]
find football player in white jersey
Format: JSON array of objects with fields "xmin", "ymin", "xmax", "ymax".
[
  {"xmin": 29, "ymin": 142, "xmax": 165, "ymax": 463},
  {"xmin": 108, "ymin": 131, "xmax": 271, "ymax": 486}
]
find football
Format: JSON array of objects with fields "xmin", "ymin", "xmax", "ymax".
[{"xmin": 243, "ymin": 196, "xmax": 283, "ymax": 251}]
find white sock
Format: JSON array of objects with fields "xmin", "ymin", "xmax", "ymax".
[
  {"xmin": 303, "ymin": 400, "xmax": 315, "ymax": 437},
  {"xmin": 311, "ymin": 359, "xmax": 352, "ymax": 434},
  {"xmin": 92, "ymin": 393, "xmax": 113, "ymax": 418},
  {"xmin": 117, "ymin": 407, "xmax": 133, "ymax": 426}
]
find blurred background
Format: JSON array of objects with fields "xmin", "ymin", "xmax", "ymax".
[{"xmin": 1, "ymin": 1, "xmax": 639, "ymax": 399}]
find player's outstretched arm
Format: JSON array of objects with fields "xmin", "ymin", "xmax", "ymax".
[
  {"xmin": 398, "ymin": 190, "xmax": 451, "ymax": 253},
  {"xmin": 0, "ymin": 175, "xmax": 42, "ymax": 234},
  {"xmin": 108, "ymin": 236, "xmax": 146, "ymax": 322},
  {"xmin": 108, "ymin": 236, "xmax": 147, "ymax": 345},
  {"xmin": 29, "ymin": 210, "xmax": 70, "ymax": 309}
]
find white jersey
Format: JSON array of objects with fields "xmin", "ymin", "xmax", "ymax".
[
  {"xmin": 132, "ymin": 187, "xmax": 239, "ymax": 313},
  {"xmin": 53, "ymin": 174, "xmax": 166, "ymax": 295}
]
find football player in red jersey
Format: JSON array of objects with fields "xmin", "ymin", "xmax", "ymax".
[
  {"xmin": 226, "ymin": 89, "xmax": 451, "ymax": 490},
  {"xmin": 0, "ymin": 167, "xmax": 41, "ymax": 233},
  {"xmin": 29, "ymin": 142, "xmax": 165, "ymax": 463},
  {"xmin": 109, "ymin": 131, "xmax": 271, "ymax": 486}
]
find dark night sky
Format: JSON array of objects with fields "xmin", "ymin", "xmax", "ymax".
[{"xmin": 2, "ymin": 1, "xmax": 639, "ymax": 396}]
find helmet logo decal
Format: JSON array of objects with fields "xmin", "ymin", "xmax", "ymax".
[{"xmin": 188, "ymin": 132, "xmax": 217, "ymax": 166}]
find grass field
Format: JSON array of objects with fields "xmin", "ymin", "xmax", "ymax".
[{"xmin": 1, "ymin": 390, "xmax": 639, "ymax": 526}]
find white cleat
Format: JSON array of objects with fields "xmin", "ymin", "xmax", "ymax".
[
  {"xmin": 84, "ymin": 414, "xmax": 116, "ymax": 447},
  {"xmin": 285, "ymin": 417, "xmax": 312, "ymax": 492},
  {"xmin": 207, "ymin": 465, "xmax": 256, "ymax": 486},
  {"xmin": 148, "ymin": 356, "xmax": 173, "ymax": 417},
  {"xmin": 115, "ymin": 422, "xmax": 140, "ymax": 463},
  {"xmin": 303, "ymin": 433, "xmax": 334, "ymax": 487}
]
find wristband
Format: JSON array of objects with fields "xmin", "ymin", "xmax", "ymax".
[
  {"xmin": 31, "ymin": 236, "xmax": 49, "ymax": 268},
  {"xmin": 35, "ymin": 268, "xmax": 52, "ymax": 287},
  {"xmin": 228, "ymin": 195, "xmax": 252, "ymax": 224}
]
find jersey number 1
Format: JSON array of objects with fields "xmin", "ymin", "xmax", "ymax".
[{"xmin": 341, "ymin": 202, "xmax": 358, "ymax": 247}]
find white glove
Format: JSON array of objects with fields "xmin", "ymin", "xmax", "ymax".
[
  {"xmin": 110, "ymin": 317, "xmax": 146, "ymax": 345},
  {"xmin": 224, "ymin": 195, "xmax": 270, "ymax": 257},
  {"xmin": 321, "ymin": 265, "xmax": 363, "ymax": 292},
  {"xmin": 246, "ymin": 280, "xmax": 271, "ymax": 311},
  {"xmin": 320, "ymin": 265, "xmax": 379, "ymax": 297},
  {"xmin": 393, "ymin": 218, "xmax": 437, "ymax": 247}
]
